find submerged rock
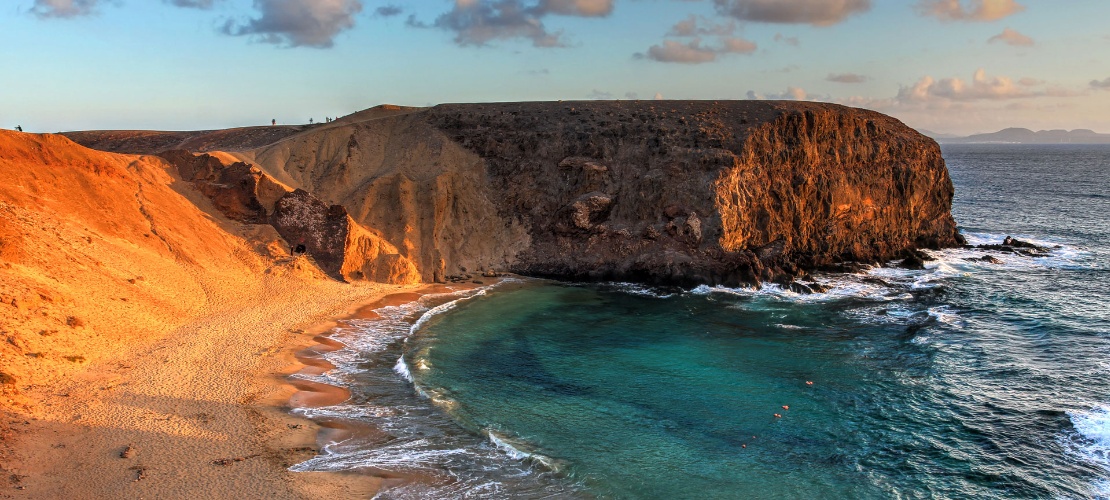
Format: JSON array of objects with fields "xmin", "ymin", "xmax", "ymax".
[{"xmin": 974, "ymin": 236, "xmax": 1050, "ymax": 257}]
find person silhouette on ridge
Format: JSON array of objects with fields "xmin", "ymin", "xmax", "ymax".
[{"xmin": 15, "ymin": 125, "xmax": 22, "ymax": 132}]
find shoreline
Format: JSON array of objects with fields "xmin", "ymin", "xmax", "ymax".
[
  {"xmin": 279, "ymin": 282, "xmax": 496, "ymax": 495},
  {"xmin": 1, "ymin": 275, "xmax": 423, "ymax": 499}
]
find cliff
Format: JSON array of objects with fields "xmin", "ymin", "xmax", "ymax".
[{"xmin": 66, "ymin": 101, "xmax": 962, "ymax": 287}]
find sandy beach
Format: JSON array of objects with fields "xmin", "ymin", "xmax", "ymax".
[
  {"xmin": 0, "ymin": 130, "xmax": 428, "ymax": 498},
  {"xmin": 1, "ymin": 272, "xmax": 426, "ymax": 499}
]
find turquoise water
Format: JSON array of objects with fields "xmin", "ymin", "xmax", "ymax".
[{"xmin": 295, "ymin": 144, "xmax": 1110, "ymax": 498}]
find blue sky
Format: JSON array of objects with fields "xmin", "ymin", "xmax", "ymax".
[{"xmin": 2, "ymin": 0, "xmax": 1109, "ymax": 135}]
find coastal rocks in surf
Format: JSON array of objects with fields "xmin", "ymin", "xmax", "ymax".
[{"xmin": 971, "ymin": 236, "xmax": 1053, "ymax": 257}]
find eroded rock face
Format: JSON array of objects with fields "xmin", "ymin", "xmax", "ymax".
[
  {"xmin": 81, "ymin": 101, "xmax": 962, "ymax": 288},
  {"xmin": 423, "ymin": 101, "xmax": 961, "ymax": 286},
  {"xmin": 159, "ymin": 151, "xmax": 419, "ymax": 285},
  {"xmin": 158, "ymin": 150, "xmax": 287, "ymax": 223},
  {"xmin": 271, "ymin": 189, "xmax": 419, "ymax": 284}
]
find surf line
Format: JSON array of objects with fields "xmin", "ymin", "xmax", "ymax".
[{"xmin": 281, "ymin": 279, "xmax": 505, "ymax": 478}]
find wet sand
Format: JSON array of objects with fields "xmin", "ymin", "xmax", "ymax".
[{"xmin": 282, "ymin": 283, "xmax": 492, "ymax": 494}]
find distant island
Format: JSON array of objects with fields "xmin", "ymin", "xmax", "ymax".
[{"xmin": 919, "ymin": 127, "xmax": 1110, "ymax": 144}]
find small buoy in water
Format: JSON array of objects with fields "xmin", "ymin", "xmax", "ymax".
[
  {"xmin": 806, "ymin": 381, "xmax": 814, "ymax": 386},
  {"xmin": 782, "ymin": 405, "xmax": 789, "ymax": 410},
  {"xmin": 774, "ymin": 413, "xmax": 782, "ymax": 418}
]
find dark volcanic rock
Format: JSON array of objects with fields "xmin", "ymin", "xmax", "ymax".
[
  {"xmin": 271, "ymin": 189, "xmax": 350, "ymax": 275},
  {"xmin": 270, "ymin": 189, "xmax": 419, "ymax": 283},
  {"xmin": 423, "ymin": 101, "xmax": 961, "ymax": 286},
  {"xmin": 158, "ymin": 150, "xmax": 287, "ymax": 223},
  {"xmin": 974, "ymin": 236, "xmax": 1050, "ymax": 257}
]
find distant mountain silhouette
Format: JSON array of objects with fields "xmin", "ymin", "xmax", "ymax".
[{"xmin": 930, "ymin": 127, "xmax": 1110, "ymax": 144}]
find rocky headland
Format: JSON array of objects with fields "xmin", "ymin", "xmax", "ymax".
[
  {"xmin": 2, "ymin": 100, "xmax": 962, "ymax": 497},
  {"xmin": 65, "ymin": 100, "xmax": 963, "ymax": 288}
]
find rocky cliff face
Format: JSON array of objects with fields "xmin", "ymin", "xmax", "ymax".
[
  {"xmin": 71, "ymin": 101, "xmax": 962, "ymax": 288},
  {"xmin": 420, "ymin": 101, "xmax": 960, "ymax": 286},
  {"xmin": 156, "ymin": 151, "xmax": 421, "ymax": 285}
]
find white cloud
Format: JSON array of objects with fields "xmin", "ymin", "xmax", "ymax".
[
  {"xmin": 418, "ymin": 0, "xmax": 613, "ymax": 48},
  {"xmin": 747, "ymin": 87, "xmax": 810, "ymax": 100},
  {"xmin": 31, "ymin": 0, "xmax": 99, "ymax": 18},
  {"xmin": 898, "ymin": 69, "xmax": 1034, "ymax": 101},
  {"xmin": 639, "ymin": 14, "xmax": 755, "ymax": 64},
  {"xmin": 916, "ymin": 0, "xmax": 1025, "ymax": 22},
  {"xmin": 222, "ymin": 0, "xmax": 363, "ymax": 48},
  {"xmin": 988, "ymin": 27, "xmax": 1033, "ymax": 46},
  {"xmin": 715, "ymin": 0, "xmax": 871, "ymax": 26},
  {"xmin": 827, "ymin": 72, "xmax": 868, "ymax": 83}
]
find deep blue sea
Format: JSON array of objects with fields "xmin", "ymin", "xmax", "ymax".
[{"xmin": 293, "ymin": 144, "xmax": 1110, "ymax": 499}]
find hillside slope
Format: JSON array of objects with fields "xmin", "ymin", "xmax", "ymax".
[{"xmin": 0, "ymin": 131, "xmax": 406, "ymax": 497}]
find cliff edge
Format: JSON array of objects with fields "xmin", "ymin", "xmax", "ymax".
[{"xmin": 67, "ymin": 101, "xmax": 962, "ymax": 287}]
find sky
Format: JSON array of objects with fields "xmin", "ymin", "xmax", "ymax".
[{"xmin": 2, "ymin": 0, "xmax": 1109, "ymax": 135}]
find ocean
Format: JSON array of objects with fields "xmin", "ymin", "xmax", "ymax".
[{"xmin": 292, "ymin": 144, "xmax": 1110, "ymax": 499}]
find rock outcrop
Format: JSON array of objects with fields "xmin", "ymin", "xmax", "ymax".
[
  {"xmin": 270, "ymin": 189, "xmax": 419, "ymax": 283},
  {"xmin": 72, "ymin": 101, "xmax": 963, "ymax": 287},
  {"xmin": 156, "ymin": 151, "xmax": 420, "ymax": 284}
]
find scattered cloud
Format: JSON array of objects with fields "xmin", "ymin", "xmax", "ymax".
[
  {"xmin": 988, "ymin": 27, "xmax": 1033, "ymax": 46},
  {"xmin": 1091, "ymin": 77, "xmax": 1110, "ymax": 90},
  {"xmin": 886, "ymin": 69, "xmax": 1086, "ymax": 106},
  {"xmin": 641, "ymin": 40, "xmax": 716, "ymax": 63},
  {"xmin": 714, "ymin": 0, "xmax": 871, "ymax": 26},
  {"xmin": 537, "ymin": 0, "xmax": 613, "ymax": 17},
  {"xmin": 417, "ymin": 0, "xmax": 613, "ymax": 48},
  {"xmin": 638, "ymin": 14, "xmax": 755, "ymax": 64},
  {"xmin": 916, "ymin": 0, "xmax": 1024, "ymax": 22},
  {"xmin": 773, "ymin": 33, "xmax": 799, "ymax": 46},
  {"xmin": 827, "ymin": 72, "xmax": 868, "ymax": 83},
  {"xmin": 638, "ymin": 37, "xmax": 756, "ymax": 64},
  {"xmin": 374, "ymin": 5, "xmax": 403, "ymax": 17},
  {"xmin": 898, "ymin": 69, "xmax": 1034, "ymax": 101},
  {"xmin": 625, "ymin": 91, "xmax": 639, "ymax": 99},
  {"xmin": 31, "ymin": 0, "xmax": 99, "ymax": 18},
  {"xmin": 587, "ymin": 89, "xmax": 614, "ymax": 99},
  {"xmin": 747, "ymin": 87, "xmax": 810, "ymax": 100},
  {"xmin": 668, "ymin": 15, "xmax": 736, "ymax": 37},
  {"xmin": 654, "ymin": 92, "xmax": 664, "ymax": 100},
  {"xmin": 524, "ymin": 68, "xmax": 550, "ymax": 76},
  {"xmin": 167, "ymin": 0, "xmax": 218, "ymax": 9},
  {"xmin": 222, "ymin": 0, "xmax": 363, "ymax": 48}
]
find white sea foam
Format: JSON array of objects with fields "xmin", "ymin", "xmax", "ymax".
[
  {"xmin": 291, "ymin": 438, "xmax": 472, "ymax": 473},
  {"xmin": 1067, "ymin": 405, "xmax": 1110, "ymax": 497},
  {"xmin": 486, "ymin": 430, "xmax": 531, "ymax": 461},
  {"xmin": 926, "ymin": 306, "xmax": 965, "ymax": 328},
  {"xmin": 602, "ymin": 282, "xmax": 677, "ymax": 299},
  {"xmin": 485, "ymin": 430, "xmax": 561, "ymax": 472},
  {"xmin": 410, "ymin": 288, "xmax": 489, "ymax": 335},
  {"xmin": 394, "ymin": 355, "xmax": 414, "ymax": 382}
]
